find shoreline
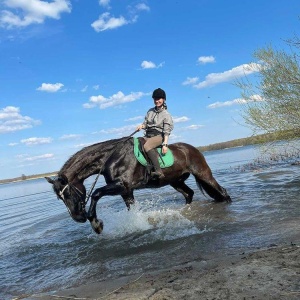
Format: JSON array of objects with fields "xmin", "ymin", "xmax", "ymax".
[
  {"xmin": 0, "ymin": 172, "xmax": 57, "ymax": 185},
  {"xmin": 24, "ymin": 241, "xmax": 300, "ymax": 300}
]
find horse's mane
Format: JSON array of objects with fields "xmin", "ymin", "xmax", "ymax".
[{"xmin": 59, "ymin": 137, "xmax": 130, "ymax": 178}]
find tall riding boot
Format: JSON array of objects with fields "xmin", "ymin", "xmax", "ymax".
[{"xmin": 147, "ymin": 149, "xmax": 165, "ymax": 179}]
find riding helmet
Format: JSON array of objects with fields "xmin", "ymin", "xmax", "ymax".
[{"xmin": 152, "ymin": 88, "xmax": 166, "ymax": 100}]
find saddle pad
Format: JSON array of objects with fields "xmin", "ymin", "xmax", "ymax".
[{"xmin": 133, "ymin": 138, "xmax": 174, "ymax": 168}]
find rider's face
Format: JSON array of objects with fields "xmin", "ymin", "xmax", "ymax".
[{"xmin": 153, "ymin": 97, "xmax": 164, "ymax": 108}]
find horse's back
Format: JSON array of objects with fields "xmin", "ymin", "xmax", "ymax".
[
  {"xmin": 169, "ymin": 142, "xmax": 203, "ymax": 157},
  {"xmin": 169, "ymin": 142, "xmax": 209, "ymax": 169}
]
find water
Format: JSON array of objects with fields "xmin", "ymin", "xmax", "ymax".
[{"xmin": 1, "ymin": 144, "xmax": 300, "ymax": 300}]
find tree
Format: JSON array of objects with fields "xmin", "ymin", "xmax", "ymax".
[{"xmin": 235, "ymin": 40, "xmax": 300, "ymax": 141}]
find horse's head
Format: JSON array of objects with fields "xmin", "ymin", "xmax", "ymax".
[{"xmin": 45, "ymin": 175, "xmax": 87, "ymax": 223}]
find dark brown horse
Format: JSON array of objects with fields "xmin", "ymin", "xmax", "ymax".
[{"xmin": 46, "ymin": 136, "xmax": 231, "ymax": 234}]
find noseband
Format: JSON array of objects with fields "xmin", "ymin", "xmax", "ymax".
[{"xmin": 59, "ymin": 183, "xmax": 88, "ymax": 210}]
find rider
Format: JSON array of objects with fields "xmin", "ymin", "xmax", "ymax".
[{"xmin": 136, "ymin": 88, "xmax": 174, "ymax": 179}]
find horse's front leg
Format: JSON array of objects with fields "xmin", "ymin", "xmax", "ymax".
[
  {"xmin": 87, "ymin": 191, "xmax": 104, "ymax": 234},
  {"xmin": 121, "ymin": 190, "xmax": 135, "ymax": 210},
  {"xmin": 87, "ymin": 181, "xmax": 127, "ymax": 234}
]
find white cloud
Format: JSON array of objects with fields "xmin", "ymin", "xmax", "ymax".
[
  {"xmin": 16, "ymin": 154, "xmax": 29, "ymax": 159},
  {"xmin": 93, "ymin": 85, "xmax": 100, "ymax": 90},
  {"xmin": 99, "ymin": 124, "xmax": 137, "ymax": 136},
  {"xmin": 0, "ymin": 106, "xmax": 40, "ymax": 133},
  {"xmin": 36, "ymin": 82, "xmax": 64, "ymax": 92},
  {"xmin": 23, "ymin": 153, "xmax": 54, "ymax": 161},
  {"xmin": 182, "ymin": 77, "xmax": 199, "ymax": 86},
  {"xmin": 59, "ymin": 134, "xmax": 82, "ymax": 140},
  {"xmin": 135, "ymin": 3, "xmax": 150, "ymax": 11},
  {"xmin": 83, "ymin": 91, "xmax": 146, "ymax": 109},
  {"xmin": 141, "ymin": 60, "xmax": 164, "ymax": 69},
  {"xmin": 173, "ymin": 116, "xmax": 190, "ymax": 123},
  {"xmin": 249, "ymin": 94, "xmax": 264, "ymax": 102},
  {"xmin": 0, "ymin": 0, "xmax": 71, "ymax": 28},
  {"xmin": 184, "ymin": 125, "xmax": 204, "ymax": 130},
  {"xmin": 99, "ymin": 0, "xmax": 110, "ymax": 8},
  {"xmin": 81, "ymin": 85, "xmax": 88, "ymax": 92},
  {"xmin": 91, "ymin": 12, "xmax": 128, "ymax": 32},
  {"xmin": 21, "ymin": 137, "xmax": 53, "ymax": 145},
  {"xmin": 197, "ymin": 56, "xmax": 215, "ymax": 64},
  {"xmin": 194, "ymin": 63, "xmax": 261, "ymax": 89},
  {"xmin": 125, "ymin": 116, "xmax": 144, "ymax": 122},
  {"xmin": 73, "ymin": 142, "xmax": 95, "ymax": 149},
  {"xmin": 91, "ymin": 3, "xmax": 150, "ymax": 32},
  {"xmin": 207, "ymin": 94, "xmax": 264, "ymax": 109}
]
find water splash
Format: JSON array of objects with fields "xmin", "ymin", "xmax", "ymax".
[{"xmin": 96, "ymin": 197, "xmax": 202, "ymax": 244}]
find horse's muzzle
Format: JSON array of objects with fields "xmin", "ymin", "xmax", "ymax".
[{"xmin": 69, "ymin": 210, "xmax": 87, "ymax": 223}]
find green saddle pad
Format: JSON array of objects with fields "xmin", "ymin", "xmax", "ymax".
[{"xmin": 133, "ymin": 137, "xmax": 174, "ymax": 168}]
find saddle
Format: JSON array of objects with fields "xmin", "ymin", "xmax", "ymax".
[{"xmin": 133, "ymin": 137, "xmax": 174, "ymax": 168}]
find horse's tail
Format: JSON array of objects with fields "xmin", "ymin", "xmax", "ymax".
[
  {"xmin": 195, "ymin": 180, "xmax": 206, "ymax": 198},
  {"xmin": 188, "ymin": 146, "xmax": 231, "ymax": 202}
]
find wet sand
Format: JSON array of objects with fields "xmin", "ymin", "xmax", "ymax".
[{"xmin": 28, "ymin": 242, "xmax": 300, "ymax": 300}]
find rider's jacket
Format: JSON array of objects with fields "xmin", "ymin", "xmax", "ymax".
[{"xmin": 142, "ymin": 107, "xmax": 174, "ymax": 137}]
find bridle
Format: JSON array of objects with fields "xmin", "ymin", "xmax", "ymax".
[{"xmin": 59, "ymin": 183, "xmax": 87, "ymax": 210}]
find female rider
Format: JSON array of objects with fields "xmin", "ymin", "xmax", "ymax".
[{"xmin": 136, "ymin": 88, "xmax": 174, "ymax": 179}]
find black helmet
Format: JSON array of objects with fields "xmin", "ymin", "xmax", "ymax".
[{"xmin": 152, "ymin": 88, "xmax": 166, "ymax": 100}]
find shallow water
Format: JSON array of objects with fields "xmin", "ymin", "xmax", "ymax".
[{"xmin": 1, "ymin": 144, "xmax": 300, "ymax": 299}]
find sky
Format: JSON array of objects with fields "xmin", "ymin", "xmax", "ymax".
[{"xmin": 0, "ymin": 0, "xmax": 299, "ymax": 180}]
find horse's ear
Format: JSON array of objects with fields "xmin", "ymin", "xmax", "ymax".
[
  {"xmin": 60, "ymin": 174, "xmax": 69, "ymax": 185},
  {"xmin": 45, "ymin": 177, "xmax": 54, "ymax": 184}
]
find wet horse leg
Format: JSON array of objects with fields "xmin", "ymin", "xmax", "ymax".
[
  {"xmin": 170, "ymin": 180, "xmax": 194, "ymax": 204},
  {"xmin": 121, "ymin": 191, "xmax": 135, "ymax": 210},
  {"xmin": 87, "ymin": 180, "xmax": 127, "ymax": 234},
  {"xmin": 194, "ymin": 169, "xmax": 231, "ymax": 202}
]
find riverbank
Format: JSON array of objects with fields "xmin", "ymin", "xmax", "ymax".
[
  {"xmin": 27, "ymin": 242, "xmax": 300, "ymax": 300},
  {"xmin": 0, "ymin": 172, "xmax": 57, "ymax": 185}
]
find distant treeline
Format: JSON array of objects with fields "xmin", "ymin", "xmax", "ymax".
[
  {"xmin": 197, "ymin": 131, "xmax": 300, "ymax": 152},
  {"xmin": 0, "ymin": 172, "xmax": 57, "ymax": 185},
  {"xmin": 2, "ymin": 131, "xmax": 299, "ymax": 184}
]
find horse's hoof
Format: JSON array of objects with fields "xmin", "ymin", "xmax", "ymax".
[
  {"xmin": 91, "ymin": 218, "xmax": 104, "ymax": 234},
  {"xmin": 226, "ymin": 196, "xmax": 232, "ymax": 203}
]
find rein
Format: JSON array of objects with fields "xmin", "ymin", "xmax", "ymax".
[{"xmin": 84, "ymin": 129, "xmax": 139, "ymax": 204}]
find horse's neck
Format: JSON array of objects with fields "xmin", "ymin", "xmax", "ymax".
[{"xmin": 60, "ymin": 140, "xmax": 122, "ymax": 182}]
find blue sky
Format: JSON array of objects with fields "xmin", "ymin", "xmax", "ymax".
[{"xmin": 0, "ymin": 0, "xmax": 299, "ymax": 180}]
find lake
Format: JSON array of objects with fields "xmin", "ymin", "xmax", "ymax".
[{"xmin": 1, "ymin": 144, "xmax": 300, "ymax": 299}]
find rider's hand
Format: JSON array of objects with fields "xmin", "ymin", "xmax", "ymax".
[
  {"xmin": 136, "ymin": 124, "xmax": 144, "ymax": 131},
  {"xmin": 162, "ymin": 145, "xmax": 168, "ymax": 154}
]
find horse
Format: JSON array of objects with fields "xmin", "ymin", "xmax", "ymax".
[{"xmin": 45, "ymin": 136, "xmax": 231, "ymax": 234}]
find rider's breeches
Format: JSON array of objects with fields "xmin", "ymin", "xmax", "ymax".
[{"xmin": 144, "ymin": 135, "xmax": 163, "ymax": 152}]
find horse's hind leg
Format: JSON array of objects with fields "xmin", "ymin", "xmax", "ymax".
[
  {"xmin": 194, "ymin": 169, "xmax": 231, "ymax": 202},
  {"xmin": 190, "ymin": 159, "xmax": 231, "ymax": 202},
  {"xmin": 170, "ymin": 178, "xmax": 194, "ymax": 205}
]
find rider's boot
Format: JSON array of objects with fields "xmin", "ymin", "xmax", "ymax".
[{"xmin": 147, "ymin": 149, "xmax": 165, "ymax": 179}]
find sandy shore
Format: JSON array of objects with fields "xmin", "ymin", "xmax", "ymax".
[{"xmin": 26, "ymin": 242, "xmax": 300, "ymax": 300}]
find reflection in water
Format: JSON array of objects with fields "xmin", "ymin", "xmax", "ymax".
[{"xmin": 0, "ymin": 145, "xmax": 300, "ymax": 299}]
